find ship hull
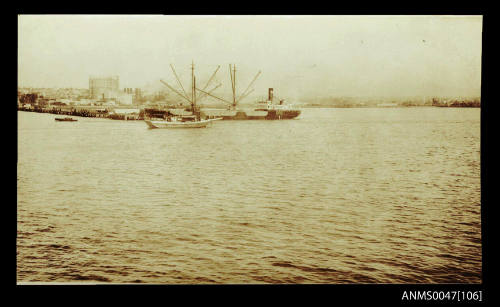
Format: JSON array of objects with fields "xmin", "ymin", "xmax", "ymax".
[
  {"xmin": 204, "ymin": 109, "xmax": 301, "ymax": 120},
  {"xmin": 145, "ymin": 118, "xmax": 220, "ymax": 129},
  {"xmin": 264, "ymin": 109, "xmax": 301, "ymax": 120}
]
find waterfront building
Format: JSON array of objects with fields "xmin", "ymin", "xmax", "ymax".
[
  {"xmin": 76, "ymin": 98, "xmax": 94, "ymax": 105},
  {"xmin": 60, "ymin": 98, "xmax": 72, "ymax": 105},
  {"xmin": 134, "ymin": 88, "xmax": 142, "ymax": 103},
  {"xmin": 118, "ymin": 93, "xmax": 133, "ymax": 105},
  {"xmin": 89, "ymin": 76, "xmax": 120, "ymax": 100}
]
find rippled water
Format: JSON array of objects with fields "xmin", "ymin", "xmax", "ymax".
[{"xmin": 17, "ymin": 107, "xmax": 481, "ymax": 283}]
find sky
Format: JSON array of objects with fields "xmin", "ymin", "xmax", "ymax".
[{"xmin": 18, "ymin": 15, "xmax": 482, "ymax": 100}]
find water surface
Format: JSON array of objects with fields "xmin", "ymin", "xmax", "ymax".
[{"xmin": 17, "ymin": 107, "xmax": 481, "ymax": 283}]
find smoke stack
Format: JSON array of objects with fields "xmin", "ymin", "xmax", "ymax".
[{"xmin": 268, "ymin": 88, "xmax": 274, "ymax": 102}]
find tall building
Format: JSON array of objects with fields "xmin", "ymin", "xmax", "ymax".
[
  {"xmin": 134, "ymin": 88, "xmax": 142, "ymax": 98},
  {"xmin": 134, "ymin": 88, "xmax": 142, "ymax": 104},
  {"xmin": 89, "ymin": 76, "xmax": 119, "ymax": 100}
]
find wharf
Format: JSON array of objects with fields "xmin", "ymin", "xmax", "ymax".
[{"xmin": 18, "ymin": 106, "xmax": 143, "ymax": 120}]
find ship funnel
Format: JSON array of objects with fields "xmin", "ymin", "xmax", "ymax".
[{"xmin": 268, "ymin": 88, "xmax": 274, "ymax": 102}]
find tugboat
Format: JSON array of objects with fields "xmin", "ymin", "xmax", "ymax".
[{"xmin": 144, "ymin": 62, "xmax": 221, "ymax": 129}]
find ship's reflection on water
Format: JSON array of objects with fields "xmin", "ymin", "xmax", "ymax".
[{"xmin": 17, "ymin": 107, "xmax": 481, "ymax": 283}]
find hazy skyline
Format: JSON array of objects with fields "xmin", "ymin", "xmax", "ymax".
[{"xmin": 18, "ymin": 15, "xmax": 482, "ymax": 100}]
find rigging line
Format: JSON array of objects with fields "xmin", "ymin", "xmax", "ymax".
[
  {"xmin": 193, "ymin": 76, "xmax": 196, "ymax": 107},
  {"xmin": 236, "ymin": 70, "xmax": 261, "ymax": 103},
  {"xmin": 197, "ymin": 83, "xmax": 222, "ymax": 101},
  {"xmin": 237, "ymin": 88, "xmax": 255, "ymax": 103},
  {"xmin": 195, "ymin": 87, "xmax": 232, "ymax": 104},
  {"xmin": 160, "ymin": 79, "xmax": 192, "ymax": 103},
  {"xmin": 170, "ymin": 64, "xmax": 190, "ymax": 100},
  {"xmin": 233, "ymin": 64, "xmax": 237, "ymax": 106},
  {"xmin": 202, "ymin": 65, "xmax": 221, "ymax": 92},
  {"xmin": 229, "ymin": 64, "xmax": 236, "ymax": 103}
]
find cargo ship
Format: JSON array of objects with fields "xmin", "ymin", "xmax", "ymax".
[
  {"xmin": 198, "ymin": 64, "xmax": 301, "ymax": 120},
  {"xmin": 201, "ymin": 89, "xmax": 301, "ymax": 120}
]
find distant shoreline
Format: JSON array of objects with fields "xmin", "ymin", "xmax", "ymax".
[{"xmin": 299, "ymin": 105, "xmax": 480, "ymax": 109}]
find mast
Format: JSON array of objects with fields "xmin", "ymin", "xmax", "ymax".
[
  {"xmin": 227, "ymin": 64, "xmax": 261, "ymax": 109},
  {"xmin": 162, "ymin": 61, "xmax": 220, "ymax": 120},
  {"xmin": 229, "ymin": 64, "xmax": 236, "ymax": 110},
  {"xmin": 191, "ymin": 61, "xmax": 200, "ymax": 120},
  {"xmin": 233, "ymin": 64, "xmax": 236, "ymax": 109},
  {"xmin": 194, "ymin": 76, "xmax": 199, "ymax": 120},
  {"xmin": 191, "ymin": 61, "xmax": 195, "ymax": 112}
]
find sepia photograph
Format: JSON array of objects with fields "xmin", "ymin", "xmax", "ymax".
[{"xmin": 17, "ymin": 15, "xmax": 483, "ymax": 287}]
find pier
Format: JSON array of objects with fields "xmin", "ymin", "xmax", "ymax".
[{"xmin": 17, "ymin": 105, "xmax": 144, "ymax": 120}]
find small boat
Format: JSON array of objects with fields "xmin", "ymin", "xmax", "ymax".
[{"xmin": 55, "ymin": 117, "xmax": 77, "ymax": 122}]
